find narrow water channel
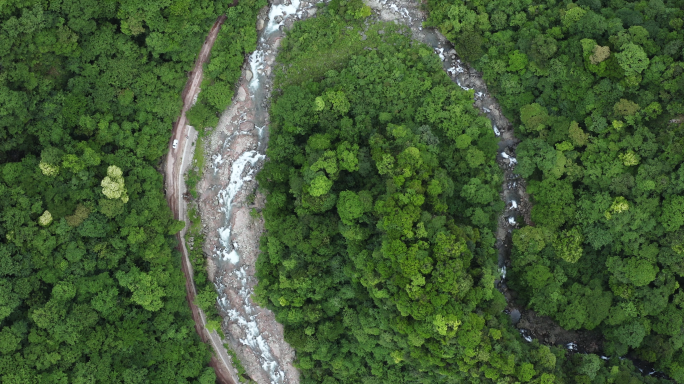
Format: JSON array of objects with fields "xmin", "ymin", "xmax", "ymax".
[{"xmin": 366, "ymin": 4, "xmax": 669, "ymax": 379}]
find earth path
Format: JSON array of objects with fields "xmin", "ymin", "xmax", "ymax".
[{"xmin": 163, "ymin": 13, "xmax": 239, "ymax": 384}]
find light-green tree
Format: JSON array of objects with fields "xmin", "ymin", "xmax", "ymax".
[{"xmin": 101, "ymin": 165, "xmax": 129, "ymax": 203}]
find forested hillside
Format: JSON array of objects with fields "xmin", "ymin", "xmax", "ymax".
[
  {"xmin": 254, "ymin": 2, "xmax": 670, "ymax": 383},
  {"xmin": 0, "ymin": 0, "xmax": 260, "ymax": 382},
  {"xmin": 426, "ymin": 0, "xmax": 684, "ymax": 381}
]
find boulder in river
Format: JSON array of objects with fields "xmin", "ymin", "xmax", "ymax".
[{"xmin": 510, "ymin": 309, "xmax": 521, "ymax": 324}]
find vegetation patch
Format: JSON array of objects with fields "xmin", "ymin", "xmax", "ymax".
[
  {"xmin": 224, "ymin": 343, "xmax": 255, "ymax": 383},
  {"xmin": 186, "ymin": 136, "xmax": 206, "ymax": 199},
  {"xmin": 252, "ymin": 2, "xmax": 674, "ymax": 383},
  {"xmin": 186, "ymin": 206, "xmax": 224, "ymax": 338}
]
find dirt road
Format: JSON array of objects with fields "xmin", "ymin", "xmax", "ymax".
[{"xmin": 163, "ymin": 14, "xmax": 240, "ymax": 384}]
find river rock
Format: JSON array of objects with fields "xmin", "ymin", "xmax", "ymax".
[
  {"xmin": 237, "ymin": 86, "xmax": 246, "ymax": 102},
  {"xmin": 256, "ymin": 18, "xmax": 264, "ymax": 30},
  {"xmin": 307, "ymin": 8, "xmax": 317, "ymax": 16},
  {"xmin": 510, "ymin": 309, "xmax": 521, "ymax": 325},
  {"xmin": 239, "ymin": 122, "xmax": 254, "ymax": 131},
  {"xmin": 245, "ymin": 70, "xmax": 252, "ymax": 82}
]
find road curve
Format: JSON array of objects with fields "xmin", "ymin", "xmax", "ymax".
[{"xmin": 163, "ymin": 14, "xmax": 239, "ymax": 384}]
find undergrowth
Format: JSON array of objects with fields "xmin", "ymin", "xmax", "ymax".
[
  {"xmin": 185, "ymin": 206, "xmax": 224, "ymax": 339},
  {"xmin": 224, "ymin": 344, "xmax": 256, "ymax": 383},
  {"xmin": 186, "ymin": 135, "xmax": 205, "ymax": 198}
]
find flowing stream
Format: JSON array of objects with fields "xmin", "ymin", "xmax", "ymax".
[{"xmin": 368, "ymin": 3, "xmax": 669, "ymax": 379}]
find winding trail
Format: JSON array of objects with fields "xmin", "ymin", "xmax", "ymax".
[{"xmin": 164, "ymin": 14, "xmax": 238, "ymax": 384}]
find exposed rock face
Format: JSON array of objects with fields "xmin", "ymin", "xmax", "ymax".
[{"xmin": 237, "ymin": 86, "xmax": 247, "ymax": 101}]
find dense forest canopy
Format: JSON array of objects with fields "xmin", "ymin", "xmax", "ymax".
[
  {"xmin": 2, "ymin": 0, "xmax": 682, "ymax": 382},
  {"xmin": 0, "ymin": 0, "xmax": 261, "ymax": 382},
  {"xmin": 426, "ymin": 0, "xmax": 684, "ymax": 381},
  {"xmin": 254, "ymin": 2, "xmax": 670, "ymax": 383}
]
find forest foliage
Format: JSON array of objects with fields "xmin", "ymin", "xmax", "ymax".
[
  {"xmin": 0, "ymin": 0, "xmax": 260, "ymax": 382},
  {"xmin": 425, "ymin": 0, "xmax": 684, "ymax": 381},
  {"xmin": 255, "ymin": 3, "xmax": 669, "ymax": 383}
]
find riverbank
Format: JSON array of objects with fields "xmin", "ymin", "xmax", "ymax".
[{"xmin": 192, "ymin": 0, "xmax": 620, "ymax": 383}]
